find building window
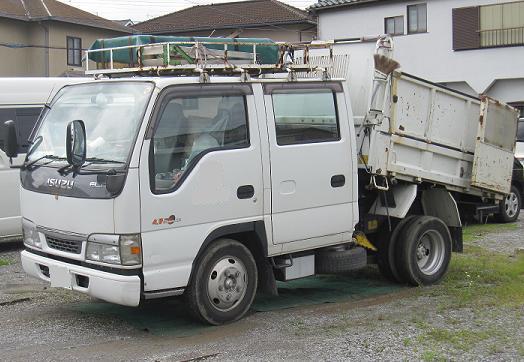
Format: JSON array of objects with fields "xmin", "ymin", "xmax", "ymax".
[
  {"xmin": 385, "ymin": 16, "xmax": 404, "ymax": 35},
  {"xmin": 453, "ymin": 1, "xmax": 524, "ymax": 50},
  {"xmin": 407, "ymin": 3, "xmax": 427, "ymax": 34},
  {"xmin": 67, "ymin": 36, "xmax": 82, "ymax": 66},
  {"xmin": 272, "ymin": 90, "xmax": 339, "ymax": 146},
  {"xmin": 480, "ymin": 2, "xmax": 524, "ymax": 47}
]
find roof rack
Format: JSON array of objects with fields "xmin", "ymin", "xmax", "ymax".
[{"xmin": 85, "ymin": 39, "xmax": 337, "ymax": 80}]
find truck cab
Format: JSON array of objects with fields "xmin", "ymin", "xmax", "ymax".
[{"xmin": 17, "ymin": 76, "xmax": 360, "ymax": 324}]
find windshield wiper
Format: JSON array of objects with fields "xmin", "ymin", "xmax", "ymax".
[
  {"xmin": 58, "ymin": 157, "xmax": 127, "ymax": 176},
  {"xmin": 84, "ymin": 157, "xmax": 126, "ymax": 165},
  {"xmin": 24, "ymin": 155, "xmax": 66, "ymax": 168}
]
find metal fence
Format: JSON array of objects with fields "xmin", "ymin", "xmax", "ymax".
[{"xmin": 480, "ymin": 27, "xmax": 524, "ymax": 47}]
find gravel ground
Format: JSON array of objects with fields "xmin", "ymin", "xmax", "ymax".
[
  {"xmin": 468, "ymin": 215, "xmax": 524, "ymax": 255},
  {"xmin": 0, "ymin": 216, "xmax": 522, "ymax": 361}
]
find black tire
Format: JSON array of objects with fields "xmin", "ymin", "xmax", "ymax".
[
  {"xmin": 495, "ymin": 185, "xmax": 521, "ymax": 223},
  {"xmin": 396, "ymin": 216, "xmax": 452, "ymax": 286},
  {"xmin": 315, "ymin": 246, "xmax": 367, "ymax": 274},
  {"xmin": 377, "ymin": 215, "xmax": 418, "ymax": 283},
  {"xmin": 185, "ymin": 238, "xmax": 258, "ymax": 325}
]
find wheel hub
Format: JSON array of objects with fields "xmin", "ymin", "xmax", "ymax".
[
  {"xmin": 207, "ymin": 257, "xmax": 247, "ymax": 312},
  {"xmin": 504, "ymin": 192, "xmax": 519, "ymax": 218},
  {"xmin": 416, "ymin": 230, "xmax": 445, "ymax": 276}
]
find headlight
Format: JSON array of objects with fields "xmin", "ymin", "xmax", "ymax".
[
  {"xmin": 86, "ymin": 234, "xmax": 142, "ymax": 266},
  {"xmin": 23, "ymin": 218, "xmax": 41, "ymax": 249}
]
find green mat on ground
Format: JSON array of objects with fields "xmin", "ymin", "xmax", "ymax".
[{"xmin": 71, "ymin": 273, "xmax": 402, "ymax": 337}]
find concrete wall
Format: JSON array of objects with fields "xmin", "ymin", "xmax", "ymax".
[
  {"xmin": 316, "ymin": 0, "xmax": 524, "ymax": 104},
  {"xmin": 0, "ymin": 17, "xmax": 127, "ymax": 77},
  {"xmin": 0, "ymin": 18, "xmax": 32, "ymax": 77},
  {"xmin": 46, "ymin": 22, "xmax": 125, "ymax": 76},
  {"xmin": 157, "ymin": 23, "xmax": 317, "ymax": 43}
]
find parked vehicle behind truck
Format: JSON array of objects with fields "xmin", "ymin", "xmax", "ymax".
[
  {"xmin": 5, "ymin": 37, "xmax": 518, "ymax": 325},
  {"xmin": 0, "ymin": 78, "xmax": 86, "ymax": 242}
]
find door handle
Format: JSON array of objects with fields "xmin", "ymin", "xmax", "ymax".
[
  {"xmin": 331, "ymin": 175, "xmax": 345, "ymax": 188},
  {"xmin": 237, "ymin": 185, "xmax": 255, "ymax": 199}
]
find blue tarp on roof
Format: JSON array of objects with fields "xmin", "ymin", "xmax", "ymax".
[{"xmin": 88, "ymin": 35, "xmax": 280, "ymax": 65}]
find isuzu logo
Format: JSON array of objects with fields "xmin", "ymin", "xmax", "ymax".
[{"xmin": 47, "ymin": 178, "xmax": 74, "ymax": 189}]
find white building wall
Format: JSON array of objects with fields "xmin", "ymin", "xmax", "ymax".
[{"xmin": 316, "ymin": 0, "xmax": 524, "ymax": 105}]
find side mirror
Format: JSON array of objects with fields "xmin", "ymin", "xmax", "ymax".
[
  {"xmin": 4, "ymin": 120, "xmax": 19, "ymax": 159},
  {"xmin": 66, "ymin": 120, "xmax": 86, "ymax": 167}
]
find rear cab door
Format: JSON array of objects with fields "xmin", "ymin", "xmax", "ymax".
[{"xmin": 262, "ymin": 81, "xmax": 357, "ymax": 252}]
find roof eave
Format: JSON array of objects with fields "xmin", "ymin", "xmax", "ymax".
[
  {"xmin": 310, "ymin": 0, "xmax": 385, "ymax": 13},
  {"xmin": 0, "ymin": 13, "xmax": 31, "ymax": 22},
  {"xmin": 137, "ymin": 19, "xmax": 317, "ymax": 34},
  {"xmin": 0, "ymin": 12, "xmax": 133, "ymax": 33},
  {"xmin": 32, "ymin": 16, "xmax": 134, "ymax": 33}
]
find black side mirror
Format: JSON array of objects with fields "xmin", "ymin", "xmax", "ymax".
[
  {"xmin": 66, "ymin": 120, "xmax": 86, "ymax": 167},
  {"xmin": 4, "ymin": 120, "xmax": 19, "ymax": 159}
]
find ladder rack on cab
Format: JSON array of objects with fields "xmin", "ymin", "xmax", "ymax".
[{"xmin": 84, "ymin": 38, "xmax": 336, "ymax": 79}]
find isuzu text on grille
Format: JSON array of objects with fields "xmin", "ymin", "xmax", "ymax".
[{"xmin": 46, "ymin": 178, "xmax": 74, "ymax": 189}]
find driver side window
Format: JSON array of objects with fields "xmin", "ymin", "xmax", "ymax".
[{"xmin": 150, "ymin": 94, "xmax": 249, "ymax": 193}]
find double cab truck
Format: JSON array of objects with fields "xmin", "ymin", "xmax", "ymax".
[{"xmin": 4, "ymin": 37, "xmax": 519, "ymax": 325}]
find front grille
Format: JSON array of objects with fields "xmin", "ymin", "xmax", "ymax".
[{"xmin": 46, "ymin": 236, "xmax": 82, "ymax": 254}]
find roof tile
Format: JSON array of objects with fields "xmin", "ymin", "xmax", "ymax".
[
  {"xmin": 310, "ymin": 0, "xmax": 381, "ymax": 11},
  {"xmin": 0, "ymin": 0, "xmax": 133, "ymax": 33},
  {"xmin": 134, "ymin": 0, "xmax": 316, "ymax": 34}
]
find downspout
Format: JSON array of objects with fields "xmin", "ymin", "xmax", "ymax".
[{"xmin": 39, "ymin": 22, "xmax": 50, "ymax": 77}]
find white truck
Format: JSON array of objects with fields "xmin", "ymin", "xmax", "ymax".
[
  {"xmin": 0, "ymin": 78, "xmax": 86, "ymax": 242},
  {"xmin": 5, "ymin": 38, "xmax": 518, "ymax": 325}
]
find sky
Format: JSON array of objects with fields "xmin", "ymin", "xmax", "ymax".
[{"xmin": 57, "ymin": 0, "xmax": 316, "ymax": 22}]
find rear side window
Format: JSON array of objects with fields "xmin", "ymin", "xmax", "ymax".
[
  {"xmin": 151, "ymin": 94, "xmax": 249, "ymax": 193},
  {"xmin": 0, "ymin": 107, "xmax": 41, "ymax": 154},
  {"xmin": 271, "ymin": 90, "xmax": 339, "ymax": 146}
]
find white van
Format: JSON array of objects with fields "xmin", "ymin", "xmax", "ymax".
[{"xmin": 0, "ymin": 78, "xmax": 85, "ymax": 242}]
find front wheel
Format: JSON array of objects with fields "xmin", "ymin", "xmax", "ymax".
[
  {"xmin": 397, "ymin": 216, "xmax": 452, "ymax": 286},
  {"xmin": 495, "ymin": 185, "xmax": 521, "ymax": 223},
  {"xmin": 185, "ymin": 239, "xmax": 258, "ymax": 325}
]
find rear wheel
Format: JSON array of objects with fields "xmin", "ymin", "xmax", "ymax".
[
  {"xmin": 495, "ymin": 185, "xmax": 521, "ymax": 223},
  {"xmin": 185, "ymin": 239, "xmax": 258, "ymax": 325},
  {"xmin": 377, "ymin": 215, "xmax": 417, "ymax": 283},
  {"xmin": 397, "ymin": 216, "xmax": 452, "ymax": 286}
]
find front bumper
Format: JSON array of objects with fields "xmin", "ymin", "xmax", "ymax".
[{"xmin": 21, "ymin": 250, "xmax": 141, "ymax": 307}]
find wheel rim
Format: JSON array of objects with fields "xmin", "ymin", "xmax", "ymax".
[
  {"xmin": 415, "ymin": 230, "xmax": 446, "ymax": 276},
  {"xmin": 504, "ymin": 192, "xmax": 519, "ymax": 218},
  {"xmin": 207, "ymin": 256, "xmax": 248, "ymax": 312}
]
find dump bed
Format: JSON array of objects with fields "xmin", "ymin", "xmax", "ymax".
[{"xmin": 359, "ymin": 71, "xmax": 519, "ymax": 197}]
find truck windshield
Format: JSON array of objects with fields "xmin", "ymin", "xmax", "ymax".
[{"xmin": 26, "ymin": 82, "xmax": 153, "ymax": 167}]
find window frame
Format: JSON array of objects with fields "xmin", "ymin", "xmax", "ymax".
[
  {"xmin": 267, "ymin": 85, "xmax": 342, "ymax": 147},
  {"xmin": 66, "ymin": 36, "xmax": 82, "ymax": 67},
  {"xmin": 148, "ymin": 84, "xmax": 253, "ymax": 195},
  {"xmin": 385, "ymin": 15, "xmax": 405, "ymax": 36},
  {"xmin": 0, "ymin": 107, "xmax": 43, "ymax": 154},
  {"xmin": 479, "ymin": 1, "xmax": 524, "ymax": 48},
  {"xmin": 407, "ymin": 3, "xmax": 427, "ymax": 34}
]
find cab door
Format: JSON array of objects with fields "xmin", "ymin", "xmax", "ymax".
[
  {"xmin": 263, "ymin": 82, "xmax": 355, "ymax": 247},
  {"xmin": 138, "ymin": 84, "xmax": 263, "ymax": 292}
]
